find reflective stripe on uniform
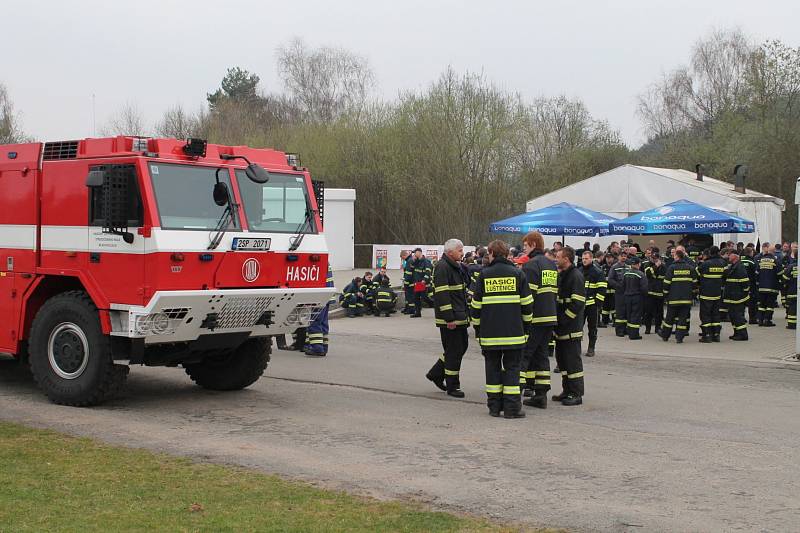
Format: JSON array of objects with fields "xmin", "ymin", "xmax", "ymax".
[
  {"xmin": 435, "ymin": 283, "xmax": 465, "ymax": 293},
  {"xmin": 555, "ymin": 332, "xmax": 583, "ymax": 340},
  {"xmin": 567, "ymin": 371, "xmax": 584, "ymax": 379},
  {"xmin": 444, "ymin": 369, "xmax": 460, "ymax": 376},
  {"xmin": 480, "ymin": 335, "xmax": 527, "ymax": 346},
  {"xmin": 503, "ymin": 386, "xmax": 521, "ymax": 395},
  {"xmin": 485, "ymin": 384, "xmax": 503, "ymax": 393}
]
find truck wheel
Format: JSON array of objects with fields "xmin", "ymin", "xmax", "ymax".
[
  {"xmin": 28, "ymin": 291, "xmax": 129, "ymax": 406},
  {"xmin": 184, "ymin": 337, "xmax": 270, "ymax": 391}
]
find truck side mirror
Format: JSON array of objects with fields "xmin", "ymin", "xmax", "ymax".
[
  {"xmin": 213, "ymin": 182, "xmax": 230, "ymax": 207},
  {"xmin": 86, "ymin": 169, "xmax": 105, "ymax": 187},
  {"xmin": 245, "ymin": 163, "xmax": 270, "ymax": 184}
]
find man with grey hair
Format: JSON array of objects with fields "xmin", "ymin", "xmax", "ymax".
[{"xmin": 426, "ymin": 238, "xmax": 470, "ymax": 397}]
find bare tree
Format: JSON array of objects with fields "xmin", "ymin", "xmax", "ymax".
[
  {"xmin": 155, "ymin": 104, "xmax": 199, "ymax": 139},
  {"xmin": 101, "ymin": 102, "xmax": 147, "ymax": 136},
  {"xmin": 276, "ymin": 38, "xmax": 375, "ymax": 123},
  {"xmin": 638, "ymin": 28, "xmax": 754, "ymax": 137},
  {"xmin": 0, "ymin": 83, "xmax": 25, "ymax": 144}
]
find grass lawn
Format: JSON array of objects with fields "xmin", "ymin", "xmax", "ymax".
[{"xmin": 0, "ymin": 421, "xmax": 544, "ymax": 532}]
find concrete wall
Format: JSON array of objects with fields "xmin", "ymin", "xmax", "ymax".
[{"xmin": 324, "ymin": 188, "xmax": 356, "ymax": 270}]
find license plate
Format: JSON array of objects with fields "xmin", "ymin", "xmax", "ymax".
[{"xmin": 232, "ymin": 237, "xmax": 271, "ymax": 251}]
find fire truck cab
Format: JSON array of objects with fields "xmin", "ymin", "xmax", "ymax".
[{"xmin": 0, "ymin": 136, "xmax": 335, "ymax": 406}]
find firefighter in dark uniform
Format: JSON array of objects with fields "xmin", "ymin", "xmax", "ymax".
[
  {"xmin": 755, "ymin": 243, "xmax": 780, "ymax": 327},
  {"xmin": 341, "ymin": 277, "xmax": 363, "ymax": 317},
  {"xmin": 304, "ymin": 266, "xmax": 335, "ymax": 355},
  {"xmin": 660, "ymin": 248, "xmax": 697, "ymax": 343},
  {"xmin": 519, "ymin": 231, "xmax": 558, "ymax": 409},
  {"xmin": 409, "ymin": 248, "xmax": 433, "ymax": 318},
  {"xmin": 401, "ymin": 251, "xmax": 415, "ymax": 314},
  {"xmin": 643, "ymin": 248, "xmax": 666, "ymax": 334},
  {"xmin": 622, "ymin": 256, "xmax": 648, "ymax": 340},
  {"xmin": 601, "ymin": 252, "xmax": 616, "ymax": 326},
  {"xmin": 553, "ymin": 246, "xmax": 585, "ymax": 406},
  {"xmin": 781, "ymin": 248, "xmax": 798, "ymax": 329},
  {"xmin": 741, "ymin": 247, "xmax": 759, "ymax": 324},
  {"xmin": 374, "ymin": 277, "xmax": 397, "ymax": 316},
  {"xmin": 426, "ymin": 239, "xmax": 470, "ymax": 397},
  {"xmin": 697, "ymin": 246, "xmax": 727, "ymax": 343},
  {"xmin": 471, "ymin": 240, "xmax": 533, "ymax": 418},
  {"xmin": 724, "ymin": 251, "xmax": 750, "ymax": 340},
  {"xmin": 607, "ymin": 251, "xmax": 629, "ymax": 337},
  {"xmin": 580, "ymin": 250, "xmax": 606, "ymax": 357}
]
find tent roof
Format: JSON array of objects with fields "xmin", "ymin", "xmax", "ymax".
[
  {"xmin": 629, "ymin": 165, "xmax": 784, "ymax": 207},
  {"xmin": 526, "ymin": 164, "xmax": 785, "ymax": 211}
]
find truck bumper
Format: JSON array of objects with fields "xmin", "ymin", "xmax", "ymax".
[{"xmin": 108, "ymin": 287, "xmax": 337, "ymax": 345}]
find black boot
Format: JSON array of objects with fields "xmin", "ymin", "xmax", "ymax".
[
  {"xmin": 552, "ymin": 390, "xmax": 568, "ymax": 401},
  {"xmin": 425, "ymin": 367, "xmax": 446, "ymax": 391},
  {"xmin": 523, "ymin": 391, "xmax": 547, "ymax": 409},
  {"xmin": 585, "ymin": 346, "xmax": 595, "ymax": 357},
  {"xmin": 645, "ymin": 327, "xmax": 651, "ymax": 334},
  {"xmin": 487, "ymin": 395, "xmax": 502, "ymax": 417},
  {"xmin": 712, "ymin": 334, "xmax": 721, "ymax": 342},
  {"xmin": 699, "ymin": 335, "xmax": 712, "ymax": 343},
  {"xmin": 561, "ymin": 394, "xmax": 583, "ymax": 406},
  {"xmin": 503, "ymin": 397, "xmax": 526, "ymax": 419}
]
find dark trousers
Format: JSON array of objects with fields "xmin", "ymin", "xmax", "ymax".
[
  {"xmin": 582, "ymin": 304, "xmax": 599, "ymax": 348},
  {"xmin": 624, "ymin": 295, "xmax": 643, "ymax": 338},
  {"xmin": 602, "ymin": 291, "xmax": 615, "ymax": 324},
  {"xmin": 661, "ymin": 304, "xmax": 691, "ymax": 340},
  {"xmin": 428, "ymin": 327, "xmax": 469, "ymax": 391},
  {"xmin": 643, "ymin": 295, "xmax": 664, "ymax": 333},
  {"xmin": 614, "ymin": 292, "xmax": 627, "ymax": 335},
  {"xmin": 555, "ymin": 339, "xmax": 584, "ymax": 396},
  {"xmin": 758, "ymin": 291, "xmax": 778, "ymax": 322},
  {"xmin": 747, "ymin": 286, "xmax": 759, "ymax": 323},
  {"xmin": 304, "ymin": 304, "xmax": 330, "ymax": 354},
  {"xmin": 484, "ymin": 348, "xmax": 522, "ymax": 413},
  {"xmin": 520, "ymin": 325, "xmax": 553, "ymax": 392},
  {"xmin": 699, "ymin": 298, "xmax": 721, "ymax": 337},
  {"xmin": 728, "ymin": 302, "xmax": 748, "ymax": 337},
  {"xmin": 788, "ymin": 296, "xmax": 797, "ymax": 327},
  {"xmin": 404, "ymin": 285, "xmax": 415, "ymax": 313}
]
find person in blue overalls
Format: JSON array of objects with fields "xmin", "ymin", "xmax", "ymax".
[{"xmin": 304, "ymin": 266, "xmax": 335, "ymax": 356}]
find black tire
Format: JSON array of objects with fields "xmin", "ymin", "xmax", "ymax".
[
  {"xmin": 184, "ymin": 337, "xmax": 270, "ymax": 391},
  {"xmin": 28, "ymin": 291, "xmax": 128, "ymax": 406}
]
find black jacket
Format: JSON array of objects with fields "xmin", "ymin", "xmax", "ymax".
[
  {"xmin": 375, "ymin": 287, "xmax": 397, "ymax": 310},
  {"xmin": 607, "ymin": 260, "xmax": 627, "ymax": 294},
  {"xmin": 644, "ymin": 262, "xmax": 666, "ymax": 297},
  {"xmin": 522, "ymin": 250, "xmax": 558, "ymax": 326},
  {"xmin": 723, "ymin": 260, "xmax": 750, "ymax": 304},
  {"xmin": 556, "ymin": 265, "xmax": 585, "ymax": 341},
  {"xmin": 622, "ymin": 268, "xmax": 648, "ymax": 297},
  {"xmin": 782, "ymin": 259, "xmax": 797, "ymax": 300},
  {"xmin": 406, "ymin": 256, "xmax": 433, "ymax": 285},
  {"xmin": 581, "ymin": 262, "xmax": 607, "ymax": 307},
  {"xmin": 663, "ymin": 258, "xmax": 697, "ymax": 305},
  {"xmin": 433, "ymin": 254, "xmax": 470, "ymax": 327},
  {"xmin": 471, "ymin": 257, "xmax": 533, "ymax": 350},
  {"xmin": 697, "ymin": 255, "xmax": 727, "ymax": 300},
  {"xmin": 756, "ymin": 253, "xmax": 780, "ymax": 293}
]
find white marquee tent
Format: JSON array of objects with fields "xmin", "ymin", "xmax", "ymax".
[{"xmin": 526, "ymin": 165, "xmax": 785, "ymax": 248}]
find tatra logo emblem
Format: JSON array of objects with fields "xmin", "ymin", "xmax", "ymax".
[{"xmin": 242, "ymin": 258, "xmax": 260, "ymax": 283}]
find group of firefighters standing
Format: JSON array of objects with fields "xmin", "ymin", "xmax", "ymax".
[
  {"xmin": 418, "ymin": 234, "xmax": 798, "ymax": 418},
  {"xmin": 425, "ymin": 233, "xmax": 585, "ymax": 418}
]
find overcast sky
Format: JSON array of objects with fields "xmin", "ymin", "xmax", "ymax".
[{"xmin": 3, "ymin": 0, "xmax": 798, "ymax": 147}]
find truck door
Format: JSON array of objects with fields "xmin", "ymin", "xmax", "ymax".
[
  {"xmin": 0, "ymin": 272, "xmax": 14, "ymax": 352},
  {"xmin": 87, "ymin": 164, "xmax": 146, "ymax": 306}
]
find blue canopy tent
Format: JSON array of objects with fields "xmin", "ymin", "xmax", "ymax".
[
  {"xmin": 608, "ymin": 199, "xmax": 756, "ymax": 235},
  {"xmin": 489, "ymin": 202, "xmax": 619, "ymax": 237}
]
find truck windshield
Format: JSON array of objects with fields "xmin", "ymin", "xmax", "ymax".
[
  {"xmin": 149, "ymin": 163, "xmax": 240, "ymax": 230},
  {"xmin": 236, "ymin": 170, "xmax": 317, "ymax": 234}
]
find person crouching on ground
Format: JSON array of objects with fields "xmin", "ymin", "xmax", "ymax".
[
  {"xmin": 426, "ymin": 239, "xmax": 470, "ymax": 397},
  {"xmin": 375, "ymin": 278, "xmax": 398, "ymax": 317},
  {"xmin": 471, "ymin": 240, "xmax": 533, "ymax": 418}
]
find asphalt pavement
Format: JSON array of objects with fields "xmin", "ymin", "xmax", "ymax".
[{"xmin": 1, "ymin": 306, "xmax": 799, "ymax": 532}]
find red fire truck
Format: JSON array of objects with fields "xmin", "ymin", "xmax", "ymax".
[{"xmin": 0, "ymin": 136, "xmax": 335, "ymax": 406}]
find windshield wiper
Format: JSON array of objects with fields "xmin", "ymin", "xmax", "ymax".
[
  {"xmin": 208, "ymin": 170, "xmax": 238, "ymax": 250},
  {"xmin": 288, "ymin": 208, "xmax": 314, "ymax": 252}
]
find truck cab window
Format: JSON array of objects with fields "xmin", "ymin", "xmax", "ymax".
[{"xmin": 89, "ymin": 164, "xmax": 143, "ymax": 227}]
